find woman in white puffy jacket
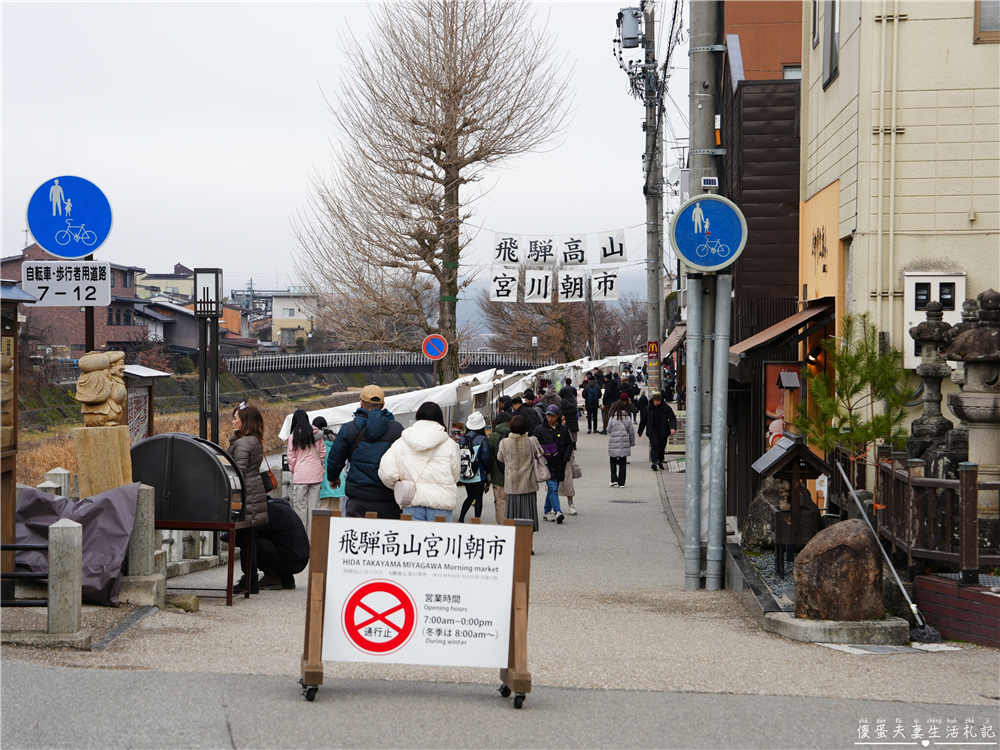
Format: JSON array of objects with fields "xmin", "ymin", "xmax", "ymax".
[{"xmin": 378, "ymin": 401, "xmax": 461, "ymax": 521}]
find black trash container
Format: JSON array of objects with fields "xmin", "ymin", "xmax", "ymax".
[{"xmin": 131, "ymin": 433, "xmax": 246, "ymax": 522}]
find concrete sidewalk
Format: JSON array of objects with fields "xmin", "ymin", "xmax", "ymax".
[{"xmin": 2, "ymin": 427, "xmax": 997, "ymax": 742}]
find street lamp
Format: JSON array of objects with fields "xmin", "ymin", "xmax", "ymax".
[{"xmin": 194, "ymin": 268, "xmax": 223, "ymax": 444}]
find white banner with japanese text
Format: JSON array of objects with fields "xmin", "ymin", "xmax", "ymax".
[
  {"xmin": 558, "ymin": 236, "xmax": 588, "ymax": 265},
  {"xmin": 523, "ymin": 269, "xmax": 553, "ymax": 303},
  {"xmin": 558, "ymin": 270, "xmax": 587, "ymax": 302},
  {"xmin": 598, "ymin": 230, "xmax": 627, "ymax": 264},
  {"xmin": 492, "ymin": 233, "xmax": 521, "ymax": 265},
  {"xmin": 489, "ymin": 267, "xmax": 518, "ymax": 302},
  {"xmin": 591, "ymin": 268, "xmax": 620, "ymax": 301},
  {"xmin": 524, "ymin": 236, "xmax": 556, "ymax": 266},
  {"xmin": 322, "ymin": 517, "xmax": 516, "ymax": 668}
]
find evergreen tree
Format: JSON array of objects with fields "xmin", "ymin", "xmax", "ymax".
[{"xmin": 792, "ymin": 313, "xmax": 913, "ymax": 464}]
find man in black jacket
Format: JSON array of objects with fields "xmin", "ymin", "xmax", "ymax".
[
  {"xmin": 326, "ymin": 384, "xmax": 405, "ymax": 519},
  {"xmin": 600, "ymin": 374, "xmax": 620, "ymax": 434},
  {"xmin": 533, "ymin": 405, "xmax": 574, "ymax": 523},
  {"xmin": 583, "ymin": 377, "xmax": 602, "ymax": 434},
  {"xmin": 255, "ymin": 497, "xmax": 310, "ymax": 590},
  {"xmin": 510, "ymin": 396, "xmax": 542, "ymax": 433},
  {"xmin": 558, "ymin": 378, "xmax": 579, "ymax": 442},
  {"xmin": 638, "ymin": 391, "xmax": 677, "ymax": 471}
]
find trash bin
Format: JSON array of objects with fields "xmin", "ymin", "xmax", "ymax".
[{"xmin": 131, "ymin": 433, "xmax": 246, "ymax": 523}]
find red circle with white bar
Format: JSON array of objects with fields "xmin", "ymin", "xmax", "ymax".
[{"xmin": 342, "ymin": 580, "xmax": 417, "ymax": 655}]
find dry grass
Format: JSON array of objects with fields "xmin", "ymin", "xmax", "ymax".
[{"xmin": 17, "ymin": 403, "xmax": 293, "ymax": 489}]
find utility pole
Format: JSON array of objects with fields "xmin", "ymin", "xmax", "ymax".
[
  {"xmin": 683, "ymin": 0, "xmax": 723, "ymax": 590},
  {"xmin": 643, "ymin": 0, "xmax": 662, "ymax": 396}
]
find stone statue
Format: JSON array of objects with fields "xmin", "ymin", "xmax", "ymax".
[{"xmin": 75, "ymin": 351, "xmax": 127, "ymax": 427}]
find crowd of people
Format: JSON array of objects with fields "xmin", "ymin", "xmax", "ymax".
[{"xmin": 227, "ymin": 367, "xmax": 680, "ymax": 592}]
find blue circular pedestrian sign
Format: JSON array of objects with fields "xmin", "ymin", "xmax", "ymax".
[
  {"xmin": 422, "ymin": 334, "xmax": 448, "ymax": 361},
  {"xmin": 669, "ymin": 194, "xmax": 747, "ymax": 272},
  {"xmin": 26, "ymin": 176, "xmax": 113, "ymax": 259}
]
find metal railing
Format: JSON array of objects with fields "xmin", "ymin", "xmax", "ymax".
[
  {"xmin": 876, "ymin": 450, "xmax": 1000, "ymax": 584},
  {"xmin": 225, "ymin": 350, "xmax": 553, "ymax": 374}
]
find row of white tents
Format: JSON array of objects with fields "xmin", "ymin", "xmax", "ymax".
[{"xmin": 278, "ymin": 354, "xmax": 648, "ymax": 440}]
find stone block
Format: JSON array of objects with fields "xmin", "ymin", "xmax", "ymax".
[
  {"xmin": 120, "ymin": 575, "xmax": 166, "ymax": 609},
  {"xmin": 45, "ymin": 468, "xmax": 72, "ymax": 499},
  {"xmin": 763, "ymin": 613, "xmax": 909, "ymax": 645},
  {"xmin": 128, "ymin": 484, "xmax": 156, "ymax": 577},
  {"xmin": 36, "ymin": 481, "xmax": 61, "ymax": 497},
  {"xmin": 793, "ymin": 518, "xmax": 884, "ymax": 621},
  {"xmin": 165, "ymin": 594, "xmax": 199, "ymax": 612},
  {"xmin": 72, "ymin": 425, "xmax": 132, "ymax": 497},
  {"xmin": 47, "ymin": 519, "xmax": 82, "ymax": 635}
]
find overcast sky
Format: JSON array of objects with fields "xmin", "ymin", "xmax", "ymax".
[{"xmin": 2, "ymin": 1, "xmax": 689, "ymax": 315}]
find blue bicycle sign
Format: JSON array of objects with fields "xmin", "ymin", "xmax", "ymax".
[
  {"xmin": 26, "ymin": 176, "xmax": 113, "ymax": 259},
  {"xmin": 670, "ymin": 194, "xmax": 746, "ymax": 272}
]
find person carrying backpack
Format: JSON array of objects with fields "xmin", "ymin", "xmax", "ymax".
[{"xmin": 458, "ymin": 411, "xmax": 491, "ymax": 523}]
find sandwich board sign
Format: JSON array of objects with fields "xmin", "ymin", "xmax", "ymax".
[
  {"xmin": 26, "ymin": 176, "xmax": 114, "ymax": 259},
  {"xmin": 300, "ymin": 512, "xmax": 534, "ymax": 706},
  {"xmin": 323, "ymin": 516, "xmax": 514, "ymax": 668}
]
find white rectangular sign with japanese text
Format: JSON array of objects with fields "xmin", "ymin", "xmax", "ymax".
[
  {"xmin": 322, "ymin": 517, "xmax": 516, "ymax": 668},
  {"xmin": 21, "ymin": 261, "xmax": 111, "ymax": 307}
]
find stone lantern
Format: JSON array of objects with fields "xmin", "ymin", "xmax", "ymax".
[
  {"xmin": 907, "ymin": 301, "xmax": 953, "ymax": 461},
  {"xmin": 940, "ymin": 289, "xmax": 1000, "ymax": 518}
]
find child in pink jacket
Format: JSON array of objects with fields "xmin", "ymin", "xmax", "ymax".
[{"xmin": 287, "ymin": 409, "xmax": 326, "ymax": 539}]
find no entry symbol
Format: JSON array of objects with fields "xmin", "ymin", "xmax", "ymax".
[
  {"xmin": 342, "ymin": 580, "xmax": 417, "ymax": 655},
  {"xmin": 421, "ymin": 334, "xmax": 448, "ymax": 361}
]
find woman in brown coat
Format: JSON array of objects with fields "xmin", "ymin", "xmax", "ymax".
[
  {"xmin": 229, "ymin": 402, "xmax": 269, "ymax": 593},
  {"xmin": 496, "ymin": 414, "xmax": 540, "ymax": 533}
]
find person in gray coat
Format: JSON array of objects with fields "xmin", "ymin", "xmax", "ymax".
[
  {"xmin": 229, "ymin": 402, "xmax": 269, "ymax": 594},
  {"xmin": 606, "ymin": 398, "xmax": 636, "ymax": 488}
]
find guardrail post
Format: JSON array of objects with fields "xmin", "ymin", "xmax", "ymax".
[
  {"xmin": 958, "ymin": 462, "xmax": 979, "ymax": 586},
  {"xmin": 45, "ymin": 468, "xmax": 72, "ymax": 498},
  {"xmin": 47, "ymin": 519, "xmax": 82, "ymax": 635}
]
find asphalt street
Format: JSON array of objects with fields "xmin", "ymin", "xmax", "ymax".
[{"xmin": 2, "ymin": 424, "xmax": 998, "ymax": 749}]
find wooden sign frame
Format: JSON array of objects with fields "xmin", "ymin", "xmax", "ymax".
[{"xmin": 300, "ymin": 510, "xmax": 534, "ymax": 708}]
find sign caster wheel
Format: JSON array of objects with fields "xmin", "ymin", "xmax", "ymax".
[
  {"xmin": 498, "ymin": 684, "xmax": 512, "ymax": 698},
  {"xmin": 300, "ymin": 679, "xmax": 318, "ymax": 701},
  {"xmin": 512, "ymin": 694, "xmax": 525, "ymax": 709}
]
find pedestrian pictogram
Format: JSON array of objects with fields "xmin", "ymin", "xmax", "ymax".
[
  {"xmin": 342, "ymin": 580, "xmax": 416, "ymax": 655},
  {"xmin": 422, "ymin": 334, "xmax": 448, "ymax": 361}
]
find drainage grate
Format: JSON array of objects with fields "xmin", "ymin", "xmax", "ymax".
[{"xmin": 609, "ymin": 500, "xmax": 645, "ymax": 504}]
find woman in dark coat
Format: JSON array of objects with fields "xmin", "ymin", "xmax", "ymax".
[{"xmin": 229, "ymin": 402, "xmax": 269, "ymax": 594}]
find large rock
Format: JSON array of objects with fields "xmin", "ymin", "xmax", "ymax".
[
  {"xmin": 741, "ymin": 478, "xmax": 786, "ymax": 552},
  {"xmin": 793, "ymin": 519, "xmax": 884, "ymax": 621}
]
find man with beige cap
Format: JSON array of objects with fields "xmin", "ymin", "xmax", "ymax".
[{"xmin": 326, "ymin": 384, "xmax": 404, "ymax": 519}]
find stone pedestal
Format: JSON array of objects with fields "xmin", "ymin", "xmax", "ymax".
[
  {"xmin": 121, "ymin": 484, "xmax": 166, "ymax": 609},
  {"xmin": 45, "ymin": 468, "xmax": 72, "ymax": 499},
  {"xmin": 72, "ymin": 425, "xmax": 132, "ymax": 497},
  {"xmin": 47, "ymin": 519, "xmax": 82, "ymax": 635}
]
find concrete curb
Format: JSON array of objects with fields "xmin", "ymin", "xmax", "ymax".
[
  {"xmin": 1, "ymin": 629, "xmax": 92, "ymax": 651},
  {"xmin": 763, "ymin": 612, "xmax": 910, "ymax": 645}
]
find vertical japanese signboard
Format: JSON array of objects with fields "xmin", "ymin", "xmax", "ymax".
[{"xmin": 323, "ymin": 517, "xmax": 516, "ymax": 668}]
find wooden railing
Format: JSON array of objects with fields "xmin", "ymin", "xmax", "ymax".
[{"xmin": 876, "ymin": 449, "xmax": 1000, "ymax": 585}]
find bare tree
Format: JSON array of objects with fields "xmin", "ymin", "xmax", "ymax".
[{"xmin": 293, "ymin": 0, "xmax": 572, "ymax": 381}]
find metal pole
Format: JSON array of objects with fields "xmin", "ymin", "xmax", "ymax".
[
  {"xmin": 684, "ymin": 273, "xmax": 704, "ymax": 590},
  {"xmin": 689, "ymin": 0, "xmax": 720, "ymax": 552},
  {"xmin": 198, "ymin": 318, "xmax": 208, "ymax": 441},
  {"xmin": 210, "ymin": 317, "xmax": 220, "ymax": 445},
  {"xmin": 84, "ymin": 254, "xmax": 95, "ymax": 352},
  {"xmin": 644, "ymin": 0, "xmax": 661, "ymax": 396},
  {"xmin": 706, "ymin": 271, "xmax": 732, "ymax": 589}
]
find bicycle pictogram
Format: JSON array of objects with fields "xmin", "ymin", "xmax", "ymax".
[
  {"xmin": 55, "ymin": 218, "xmax": 97, "ymax": 247},
  {"xmin": 695, "ymin": 232, "xmax": 731, "ymax": 260}
]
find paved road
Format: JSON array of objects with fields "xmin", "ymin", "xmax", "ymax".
[{"xmin": 3, "ymin": 426, "xmax": 998, "ymax": 749}]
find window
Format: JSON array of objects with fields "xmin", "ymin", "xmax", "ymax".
[
  {"xmin": 812, "ymin": 0, "xmax": 819, "ymax": 47},
  {"xmin": 783, "ymin": 66, "xmax": 802, "ymax": 79},
  {"xmin": 108, "ymin": 308, "xmax": 114, "ymax": 326},
  {"xmin": 110, "ymin": 271, "xmax": 115, "ymax": 288},
  {"xmin": 822, "ymin": 0, "xmax": 840, "ymax": 89},
  {"xmin": 939, "ymin": 282, "xmax": 956, "ymax": 311},
  {"xmin": 914, "ymin": 340, "xmax": 922, "ymax": 358},
  {"xmin": 284, "ymin": 308, "xmax": 296, "ymax": 318},
  {"xmin": 976, "ymin": 0, "xmax": 1000, "ymax": 42},
  {"xmin": 124, "ymin": 272, "xmax": 131, "ymax": 288},
  {"xmin": 123, "ymin": 308, "xmax": 132, "ymax": 326},
  {"xmin": 915, "ymin": 282, "xmax": 931, "ymax": 311},
  {"xmin": 115, "ymin": 308, "xmax": 121, "ymax": 326}
]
